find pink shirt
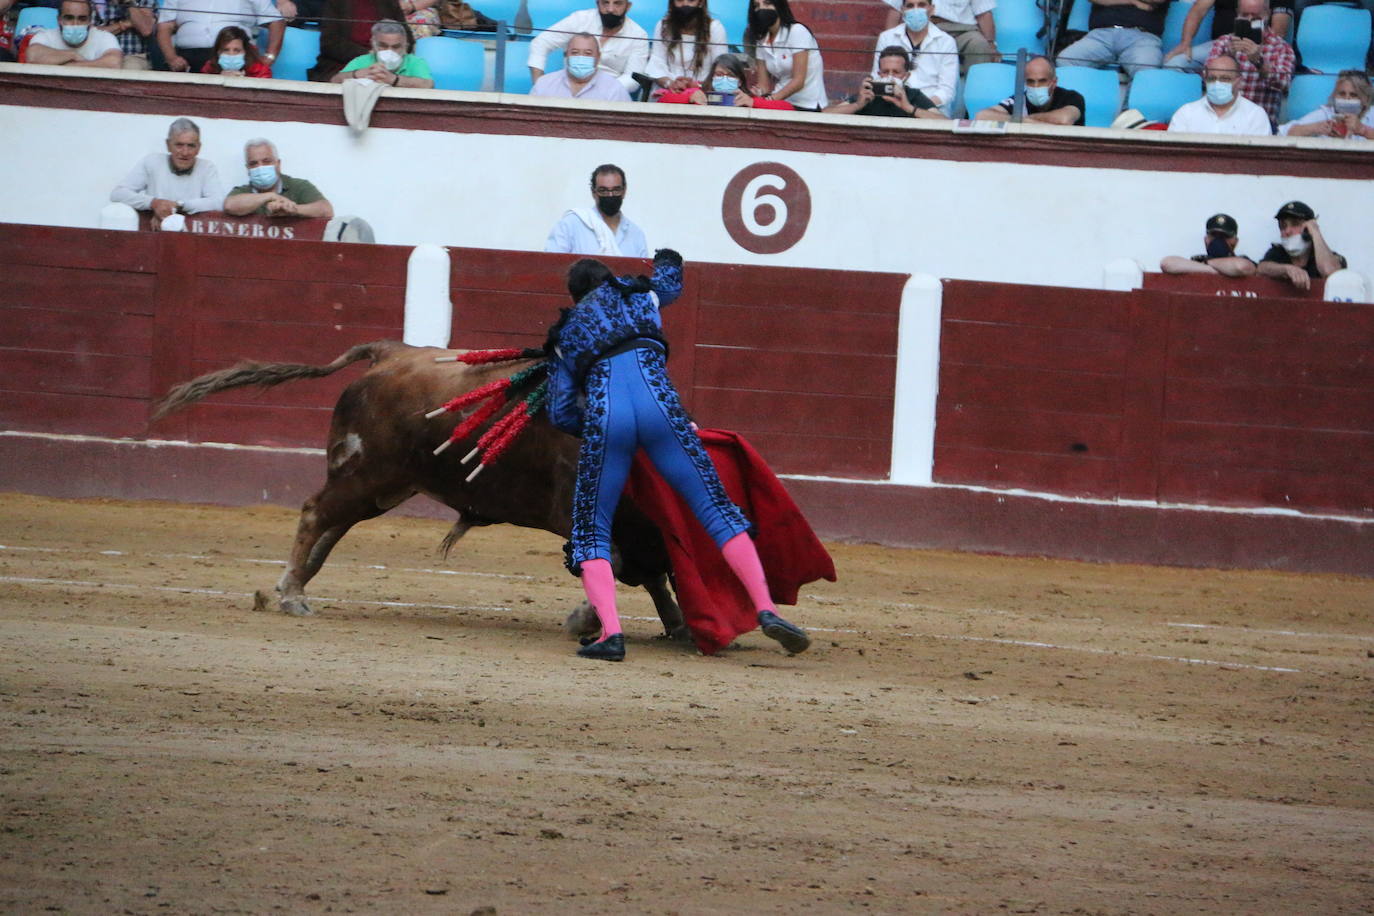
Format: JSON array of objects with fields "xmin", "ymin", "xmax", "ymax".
[{"xmin": 530, "ymin": 69, "xmax": 633, "ymax": 102}]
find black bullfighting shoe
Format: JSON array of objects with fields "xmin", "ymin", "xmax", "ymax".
[
  {"xmin": 576, "ymin": 633, "xmax": 625, "ymax": 661},
  {"xmin": 758, "ymin": 610, "xmax": 811, "ymax": 655}
]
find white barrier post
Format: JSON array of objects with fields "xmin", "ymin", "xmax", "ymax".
[
  {"xmin": 403, "ymin": 244, "xmax": 453, "ymax": 348},
  {"xmin": 890, "ymin": 273, "xmax": 943, "ymax": 486},
  {"xmin": 1103, "ymin": 257, "xmax": 1144, "ymax": 291},
  {"xmin": 99, "ymin": 202, "xmax": 139, "ymax": 231},
  {"xmin": 1323, "ymin": 269, "xmax": 1371, "ymax": 304}
]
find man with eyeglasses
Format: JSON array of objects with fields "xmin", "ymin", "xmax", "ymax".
[
  {"xmin": 545, "ymin": 163, "xmax": 650, "ymax": 257},
  {"xmin": 1167, "ymin": 53, "xmax": 1271, "ymax": 135}
]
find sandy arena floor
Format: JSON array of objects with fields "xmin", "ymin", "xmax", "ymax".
[{"xmin": 0, "ymin": 492, "xmax": 1370, "ymax": 914}]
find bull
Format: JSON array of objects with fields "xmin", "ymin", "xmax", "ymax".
[{"xmin": 153, "ymin": 340, "xmax": 686, "ymax": 641}]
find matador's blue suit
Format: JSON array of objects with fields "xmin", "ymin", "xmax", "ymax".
[{"xmin": 547, "ymin": 251, "xmax": 751, "ymax": 569}]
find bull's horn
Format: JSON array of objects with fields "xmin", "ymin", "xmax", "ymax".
[
  {"xmin": 424, "ymin": 405, "xmax": 450, "ymax": 419},
  {"xmin": 461, "ymin": 445, "xmax": 482, "ymax": 465},
  {"xmin": 433, "ymin": 355, "xmax": 459, "ymax": 363},
  {"xmin": 465, "ymin": 463, "xmax": 485, "ymax": 483},
  {"xmin": 432, "ymin": 439, "xmax": 455, "ymax": 456}
]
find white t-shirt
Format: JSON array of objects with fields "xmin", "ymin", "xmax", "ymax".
[
  {"xmin": 527, "ymin": 8, "xmax": 650, "ymax": 95},
  {"xmin": 29, "ymin": 26, "xmax": 121, "ymax": 60},
  {"xmin": 882, "ymin": 0, "xmax": 996, "ymax": 26},
  {"xmin": 646, "ymin": 16, "xmax": 727, "ymax": 85},
  {"xmin": 1168, "ymin": 96, "xmax": 1273, "ymax": 136},
  {"xmin": 158, "ymin": 0, "xmax": 282, "ymax": 50},
  {"xmin": 874, "ymin": 23, "xmax": 958, "ymax": 111},
  {"xmin": 755, "ymin": 23, "xmax": 827, "ymax": 110}
]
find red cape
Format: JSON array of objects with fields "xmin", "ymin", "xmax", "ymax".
[{"xmin": 624, "ymin": 429, "xmax": 837, "ymax": 655}]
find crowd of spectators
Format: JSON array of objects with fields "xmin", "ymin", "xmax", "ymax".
[{"xmin": 5, "ymin": 0, "xmax": 1372, "ymax": 136}]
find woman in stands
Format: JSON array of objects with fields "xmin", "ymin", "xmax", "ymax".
[
  {"xmin": 200, "ymin": 26, "xmax": 274, "ymax": 78},
  {"xmin": 646, "ymin": 0, "xmax": 728, "ymax": 91},
  {"xmin": 743, "ymin": 0, "xmax": 826, "ymax": 111},
  {"xmin": 1280, "ymin": 70, "xmax": 1374, "ymax": 140},
  {"xmin": 656, "ymin": 53, "xmax": 795, "ymax": 108},
  {"xmin": 546, "ymin": 250, "xmax": 811, "ymax": 662}
]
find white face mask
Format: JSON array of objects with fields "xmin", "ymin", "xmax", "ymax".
[
  {"xmin": 377, "ymin": 49, "xmax": 403, "ymax": 71},
  {"xmin": 1332, "ymin": 97, "xmax": 1363, "ymax": 115},
  {"xmin": 1280, "ymin": 233, "xmax": 1309, "ymax": 255}
]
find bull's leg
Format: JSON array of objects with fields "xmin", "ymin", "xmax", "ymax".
[{"xmin": 644, "ymin": 573, "xmax": 691, "ymax": 642}]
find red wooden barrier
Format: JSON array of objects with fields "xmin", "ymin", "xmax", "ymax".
[
  {"xmin": 937, "ymin": 280, "xmax": 1374, "ymax": 516},
  {"xmin": 136, "ymin": 211, "xmax": 332, "ymax": 241},
  {"xmin": 1141, "ymin": 272, "xmax": 1321, "ymax": 299}
]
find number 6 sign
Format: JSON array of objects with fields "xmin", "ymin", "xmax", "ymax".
[{"xmin": 721, "ymin": 162, "xmax": 812, "ymax": 255}]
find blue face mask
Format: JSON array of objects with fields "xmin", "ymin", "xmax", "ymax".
[
  {"xmin": 1205, "ymin": 79, "xmax": 1234, "ymax": 106},
  {"xmin": 712, "ymin": 75, "xmax": 740, "ymax": 94},
  {"xmin": 219, "ymin": 53, "xmax": 246, "ymax": 71},
  {"xmin": 1026, "ymin": 85, "xmax": 1051, "ymax": 107},
  {"xmin": 567, "ymin": 55, "xmax": 597, "ymax": 80},
  {"xmin": 248, "ymin": 165, "xmax": 278, "ymax": 190},
  {"xmin": 61, "ymin": 24, "xmax": 89, "ymax": 45},
  {"xmin": 903, "ymin": 7, "xmax": 929, "ymax": 31}
]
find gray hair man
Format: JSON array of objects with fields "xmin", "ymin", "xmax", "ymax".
[
  {"xmin": 331, "ymin": 20, "xmax": 435, "ymax": 89},
  {"xmin": 224, "ymin": 139, "xmax": 335, "ymax": 220},
  {"xmin": 110, "ymin": 118, "xmax": 226, "ymax": 224}
]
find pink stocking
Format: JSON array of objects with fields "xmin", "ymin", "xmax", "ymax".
[
  {"xmin": 721, "ymin": 533, "xmax": 775, "ymax": 612},
  {"xmin": 579, "ymin": 558, "xmax": 622, "ymax": 638}
]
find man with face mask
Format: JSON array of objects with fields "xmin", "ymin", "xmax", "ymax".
[
  {"xmin": 531, "ymin": 31, "xmax": 632, "ymax": 100},
  {"xmin": 1258, "ymin": 201, "xmax": 1347, "ymax": 292},
  {"xmin": 528, "ymin": 0, "xmax": 649, "ymax": 96},
  {"xmin": 1160, "ymin": 213, "xmax": 1257, "ymax": 277},
  {"xmin": 1167, "ymin": 53, "xmax": 1272, "ymax": 135},
  {"xmin": 826, "ymin": 46, "xmax": 945, "ymax": 118},
  {"xmin": 873, "ymin": 0, "xmax": 958, "ymax": 114},
  {"xmin": 26, "ymin": 0, "xmax": 123, "ymax": 68},
  {"xmin": 332, "ymin": 20, "xmax": 434, "ymax": 88},
  {"xmin": 224, "ymin": 139, "xmax": 335, "ymax": 220},
  {"xmin": 545, "ymin": 164, "xmax": 650, "ymax": 257},
  {"xmin": 111, "ymin": 118, "xmax": 226, "ymax": 225},
  {"xmin": 1197, "ymin": 0, "xmax": 1293, "ymax": 128},
  {"xmin": 974, "ymin": 55, "xmax": 1085, "ymax": 125}
]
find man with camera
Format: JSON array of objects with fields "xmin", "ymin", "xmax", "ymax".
[
  {"xmin": 1159, "ymin": 213, "xmax": 1257, "ymax": 277},
  {"xmin": 826, "ymin": 45, "xmax": 946, "ymax": 118},
  {"xmin": 873, "ymin": 0, "xmax": 958, "ymax": 114},
  {"xmin": 973, "ymin": 55, "xmax": 1084, "ymax": 125},
  {"xmin": 1258, "ymin": 201, "xmax": 1347, "ymax": 292},
  {"xmin": 1193, "ymin": 0, "xmax": 1293, "ymax": 127}
]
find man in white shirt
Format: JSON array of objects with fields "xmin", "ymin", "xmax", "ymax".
[
  {"xmin": 25, "ymin": 0, "xmax": 123, "ymax": 68},
  {"xmin": 156, "ymin": 0, "xmax": 284, "ymax": 73},
  {"xmin": 528, "ymin": 0, "xmax": 649, "ymax": 96},
  {"xmin": 531, "ymin": 32, "xmax": 633, "ymax": 101},
  {"xmin": 110, "ymin": 118, "xmax": 227, "ymax": 226},
  {"xmin": 874, "ymin": 0, "xmax": 958, "ymax": 113},
  {"xmin": 545, "ymin": 164, "xmax": 649, "ymax": 257},
  {"xmin": 883, "ymin": 0, "xmax": 998, "ymax": 74},
  {"xmin": 1167, "ymin": 53, "xmax": 1273, "ymax": 136}
]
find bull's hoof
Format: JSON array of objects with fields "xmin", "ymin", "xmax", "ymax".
[
  {"xmin": 662, "ymin": 624, "xmax": 694, "ymax": 644},
  {"xmin": 562, "ymin": 601, "xmax": 600, "ymax": 640},
  {"xmin": 280, "ymin": 595, "xmax": 315, "ymax": 617},
  {"xmin": 252, "ymin": 590, "xmax": 272, "ymax": 613}
]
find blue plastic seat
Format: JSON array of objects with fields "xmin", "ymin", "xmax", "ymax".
[
  {"xmin": 1125, "ymin": 67, "xmax": 1199, "ymax": 122},
  {"xmin": 269, "ymin": 26, "xmax": 319, "ymax": 81},
  {"xmin": 1055, "ymin": 64, "xmax": 1123, "ymax": 126},
  {"xmin": 994, "ymin": 0, "xmax": 1046, "ymax": 60},
  {"xmin": 500, "ymin": 38, "xmax": 534, "ymax": 92},
  {"xmin": 712, "ymin": 1, "xmax": 749, "ymax": 47},
  {"xmin": 1066, "ymin": 0, "xmax": 1091, "ymax": 33},
  {"xmin": 528, "ymin": 0, "xmax": 586, "ymax": 29},
  {"xmin": 16, "ymin": 6, "xmax": 59, "ymax": 35},
  {"xmin": 1296, "ymin": 4, "xmax": 1372, "ymax": 73},
  {"xmin": 1162, "ymin": 0, "xmax": 1215, "ymax": 51},
  {"xmin": 1283, "ymin": 72, "xmax": 1339, "ymax": 122},
  {"xmin": 415, "ymin": 35, "xmax": 485, "ymax": 90},
  {"xmin": 961, "ymin": 61, "xmax": 1017, "ymax": 117}
]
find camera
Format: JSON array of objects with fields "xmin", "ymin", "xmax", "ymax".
[
  {"xmin": 706, "ymin": 91, "xmax": 734, "ymax": 105},
  {"xmin": 871, "ymin": 81, "xmax": 896, "ymax": 98},
  {"xmin": 1232, "ymin": 18, "xmax": 1261, "ymax": 42}
]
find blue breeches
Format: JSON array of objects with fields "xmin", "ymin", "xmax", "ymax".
[{"xmin": 570, "ymin": 347, "xmax": 749, "ymax": 566}]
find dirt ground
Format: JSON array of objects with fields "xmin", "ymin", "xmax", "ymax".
[{"xmin": 0, "ymin": 492, "xmax": 1371, "ymax": 915}]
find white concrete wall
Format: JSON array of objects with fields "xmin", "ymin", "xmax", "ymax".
[{"xmin": 2, "ymin": 98, "xmax": 1372, "ymax": 289}]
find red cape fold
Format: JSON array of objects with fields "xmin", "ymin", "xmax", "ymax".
[{"xmin": 624, "ymin": 429, "xmax": 837, "ymax": 655}]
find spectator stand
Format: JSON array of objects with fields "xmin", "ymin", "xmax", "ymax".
[
  {"xmin": 1282, "ymin": 72, "xmax": 1338, "ymax": 123},
  {"xmin": 1125, "ymin": 67, "xmax": 1198, "ymax": 123},
  {"xmin": 993, "ymin": 0, "xmax": 1049, "ymax": 62},
  {"xmin": 1056, "ymin": 64, "xmax": 1125, "ymax": 126},
  {"xmin": 1295, "ymin": 4, "xmax": 1371, "ymax": 73},
  {"xmin": 1161, "ymin": 0, "xmax": 1214, "ymax": 53}
]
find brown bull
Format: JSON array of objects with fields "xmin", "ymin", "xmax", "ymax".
[{"xmin": 153, "ymin": 340, "xmax": 685, "ymax": 639}]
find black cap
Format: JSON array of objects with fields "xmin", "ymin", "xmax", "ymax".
[
  {"xmin": 1205, "ymin": 213, "xmax": 1238, "ymax": 237},
  {"xmin": 1274, "ymin": 200, "xmax": 1315, "ymax": 221}
]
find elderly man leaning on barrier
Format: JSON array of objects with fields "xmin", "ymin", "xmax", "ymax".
[
  {"xmin": 224, "ymin": 139, "xmax": 335, "ymax": 220},
  {"xmin": 1167, "ymin": 53, "xmax": 1272, "ymax": 135},
  {"xmin": 26, "ymin": 0, "xmax": 123, "ymax": 68},
  {"xmin": 1160, "ymin": 212, "xmax": 1257, "ymax": 277},
  {"xmin": 332, "ymin": 20, "xmax": 434, "ymax": 88},
  {"xmin": 531, "ymin": 31, "xmax": 633, "ymax": 101},
  {"xmin": 528, "ymin": 0, "xmax": 649, "ymax": 96},
  {"xmin": 110, "ymin": 118, "xmax": 226, "ymax": 226},
  {"xmin": 974, "ymin": 55, "xmax": 1085, "ymax": 125}
]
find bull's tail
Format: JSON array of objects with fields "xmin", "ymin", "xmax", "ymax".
[{"xmin": 152, "ymin": 341, "xmax": 399, "ymax": 420}]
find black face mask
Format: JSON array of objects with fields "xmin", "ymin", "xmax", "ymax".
[
  {"xmin": 596, "ymin": 195, "xmax": 624, "ymax": 217},
  {"xmin": 599, "ymin": 10, "xmax": 625, "ymax": 27},
  {"xmin": 670, "ymin": 4, "xmax": 700, "ymax": 23},
  {"xmin": 1205, "ymin": 235, "xmax": 1232, "ymax": 259},
  {"xmin": 749, "ymin": 8, "xmax": 779, "ymax": 30}
]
